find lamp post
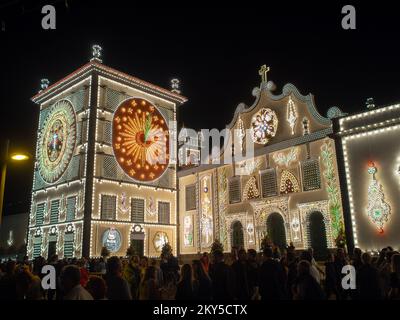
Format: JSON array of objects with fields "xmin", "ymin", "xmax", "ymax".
[{"xmin": 0, "ymin": 139, "xmax": 30, "ymax": 225}]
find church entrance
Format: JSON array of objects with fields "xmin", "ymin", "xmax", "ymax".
[
  {"xmin": 130, "ymin": 229, "xmax": 145, "ymax": 257},
  {"xmin": 231, "ymin": 221, "xmax": 244, "ymax": 249},
  {"xmin": 48, "ymin": 241, "xmax": 57, "ymax": 259},
  {"xmin": 266, "ymin": 212, "xmax": 287, "ymax": 251},
  {"xmin": 308, "ymin": 211, "xmax": 328, "ymax": 260}
]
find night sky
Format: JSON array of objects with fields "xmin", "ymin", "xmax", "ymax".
[{"xmin": 1, "ymin": 1, "xmax": 400, "ymax": 215}]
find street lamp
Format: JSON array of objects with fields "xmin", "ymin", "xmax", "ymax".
[{"xmin": 0, "ymin": 140, "xmax": 30, "ymax": 225}]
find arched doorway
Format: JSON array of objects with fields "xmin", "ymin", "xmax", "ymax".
[
  {"xmin": 308, "ymin": 211, "xmax": 328, "ymax": 260},
  {"xmin": 231, "ymin": 221, "xmax": 244, "ymax": 249},
  {"xmin": 130, "ymin": 226, "xmax": 145, "ymax": 257},
  {"xmin": 266, "ymin": 212, "xmax": 287, "ymax": 251}
]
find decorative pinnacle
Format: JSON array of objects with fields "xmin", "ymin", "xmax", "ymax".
[
  {"xmin": 171, "ymin": 78, "xmax": 181, "ymax": 94},
  {"xmin": 258, "ymin": 65, "xmax": 270, "ymax": 83},
  {"xmin": 40, "ymin": 79, "xmax": 50, "ymax": 91},
  {"xmin": 91, "ymin": 44, "xmax": 102, "ymax": 62}
]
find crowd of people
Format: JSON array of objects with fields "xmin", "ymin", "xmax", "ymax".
[{"xmin": 0, "ymin": 244, "xmax": 399, "ymax": 300}]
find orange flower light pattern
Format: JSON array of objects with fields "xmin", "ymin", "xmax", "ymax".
[{"xmin": 112, "ymin": 98, "xmax": 169, "ymax": 182}]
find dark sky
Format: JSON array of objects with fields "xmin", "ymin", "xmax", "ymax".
[{"xmin": 1, "ymin": 1, "xmax": 400, "ymax": 215}]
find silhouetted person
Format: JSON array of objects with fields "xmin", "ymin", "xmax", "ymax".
[
  {"xmin": 0, "ymin": 260, "xmax": 17, "ymax": 300},
  {"xmin": 192, "ymin": 260, "xmax": 212, "ymax": 300},
  {"xmin": 293, "ymin": 260, "xmax": 325, "ymax": 300},
  {"xmin": 357, "ymin": 252, "xmax": 383, "ymax": 300},
  {"xmin": 324, "ymin": 253, "xmax": 338, "ymax": 299},
  {"xmin": 389, "ymin": 253, "xmax": 400, "ymax": 300},
  {"xmin": 209, "ymin": 250, "xmax": 235, "ymax": 300},
  {"xmin": 232, "ymin": 249, "xmax": 250, "ymax": 300},
  {"xmin": 246, "ymin": 249, "xmax": 259, "ymax": 299},
  {"xmin": 86, "ymin": 275, "xmax": 107, "ymax": 300},
  {"xmin": 176, "ymin": 264, "xmax": 194, "ymax": 300},
  {"xmin": 104, "ymin": 256, "xmax": 132, "ymax": 300},
  {"xmin": 60, "ymin": 265, "xmax": 93, "ymax": 300},
  {"xmin": 258, "ymin": 246, "xmax": 287, "ymax": 300},
  {"xmin": 139, "ymin": 266, "xmax": 161, "ymax": 300}
]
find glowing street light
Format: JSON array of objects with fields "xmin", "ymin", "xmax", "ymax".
[
  {"xmin": 10, "ymin": 153, "xmax": 30, "ymax": 161},
  {"xmin": 0, "ymin": 140, "xmax": 31, "ymax": 225}
]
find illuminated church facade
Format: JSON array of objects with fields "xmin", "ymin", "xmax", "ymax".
[
  {"xmin": 29, "ymin": 46, "xmax": 399, "ymax": 260},
  {"xmin": 27, "ymin": 47, "xmax": 186, "ymax": 259},
  {"xmin": 177, "ymin": 68, "xmax": 346, "ymax": 257}
]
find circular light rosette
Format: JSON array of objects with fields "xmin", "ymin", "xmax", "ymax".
[
  {"xmin": 112, "ymin": 98, "xmax": 170, "ymax": 182},
  {"xmin": 251, "ymin": 108, "xmax": 278, "ymax": 145},
  {"xmin": 38, "ymin": 100, "xmax": 76, "ymax": 183}
]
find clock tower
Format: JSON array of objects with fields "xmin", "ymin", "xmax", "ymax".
[{"xmin": 27, "ymin": 46, "xmax": 187, "ymax": 259}]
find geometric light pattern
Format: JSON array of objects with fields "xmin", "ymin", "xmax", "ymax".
[
  {"xmin": 251, "ymin": 108, "xmax": 278, "ymax": 145},
  {"xmin": 38, "ymin": 99, "xmax": 76, "ymax": 183},
  {"xmin": 243, "ymin": 176, "xmax": 260, "ymax": 200},
  {"xmin": 279, "ymin": 170, "xmax": 300, "ymax": 194},
  {"xmin": 286, "ymin": 96, "xmax": 297, "ymax": 135},
  {"xmin": 366, "ymin": 162, "xmax": 391, "ymax": 234},
  {"xmin": 112, "ymin": 98, "xmax": 169, "ymax": 182}
]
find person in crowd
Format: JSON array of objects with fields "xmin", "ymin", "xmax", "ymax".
[
  {"xmin": 357, "ymin": 252, "xmax": 383, "ymax": 300},
  {"xmin": 379, "ymin": 249, "xmax": 396, "ymax": 298},
  {"xmin": 160, "ymin": 271, "xmax": 177, "ymax": 300},
  {"xmin": 139, "ymin": 266, "xmax": 160, "ymax": 300},
  {"xmin": 0, "ymin": 260, "xmax": 17, "ymax": 300},
  {"xmin": 351, "ymin": 248, "xmax": 363, "ymax": 271},
  {"xmin": 78, "ymin": 258, "xmax": 89, "ymax": 288},
  {"xmin": 300, "ymin": 250, "xmax": 320, "ymax": 285},
  {"xmin": 15, "ymin": 265, "xmax": 43, "ymax": 300},
  {"xmin": 324, "ymin": 252, "xmax": 338, "ymax": 299},
  {"xmin": 175, "ymin": 264, "xmax": 194, "ymax": 300},
  {"xmin": 139, "ymin": 256, "xmax": 149, "ymax": 280},
  {"xmin": 246, "ymin": 249, "xmax": 259, "ymax": 300},
  {"xmin": 388, "ymin": 253, "xmax": 400, "ymax": 300},
  {"xmin": 209, "ymin": 250, "xmax": 235, "ymax": 300},
  {"xmin": 60, "ymin": 265, "xmax": 93, "ymax": 300},
  {"xmin": 200, "ymin": 252, "xmax": 210, "ymax": 274},
  {"xmin": 98, "ymin": 257, "xmax": 106, "ymax": 274},
  {"xmin": 231, "ymin": 248, "xmax": 250, "ymax": 300},
  {"xmin": 286, "ymin": 248, "xmax": 298, "ymax": 300},
  {"xmin": 151, "ymin": 258, "xmax": 164, "ymax": 287},
  {"xmin": 104, "ymin": 256, "xmax": 132, "ymax": 300},
  {"xmin": 192, "ymin": 260, "xmax": 212, "ymax": 300},
  {"xmin": 273, "ymin": 246, "xmax": 281, "ymax": 260},
  {"xmin": 375, "ymin": 248, "xmax": 388, "ymax": 269},
  {"xmin": 293, "ymin": 260, "xmax": 325, "ymax": 300},
  {"xmin": 123, "ymin": 255, "xmax": 141, "ymax": 299},
  {"xmin": 86, "ymin": 275, "xmax": 107, "ymax": 300},
  {"xmin": 258, "ymin": 246, "xmax": 287, "ymax": 300}
]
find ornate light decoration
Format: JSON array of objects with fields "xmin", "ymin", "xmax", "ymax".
[
  {"xmin": 273, "ymin": 147, "xmax": 298, "ymax": 167},
  {"xmin": 287, "ymin": 96, "xmax": 297, "ymax": 135},
  {"xmin": 237, "ymin": 115, "xmax": 246, "ymax": 153},
  {"xmin": 279, "ymin": 170, "xmax": 300, "ymax": 194},
  {"xmin": 183, "ymin": 215, "xmax": 193, "ymax": 247},
  {"xmin": 251, "ymin": 108, "xmax": 278, "ymax": 145},
  {"xmin": 243, "ymin": 176, "xmax": 260, "ymax": 200},
  {"xmin": 321, "ymin": 141, "xmax": 343, "ymax": 238},
  {"xmin": 153, "ymin": 231, "xmax": 169, "ymax": 252},
  {"xmin": 112, "ymin": 98, "xmax": 169, "ymax": 182},
  {"xmin": 102, "ymin": 228, "xmax": 122, "ymax": 252},
  {"xmin": 366, "ymin": 162, "xmax": 391, "ymax": 234},
  {"xmin": 38, "ymin": 100, "xmax": 76, "ymax": 183}
]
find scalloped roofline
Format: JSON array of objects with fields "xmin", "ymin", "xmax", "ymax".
[{"xmin": 225, "ymin": 82, "xmax": 331, "ymax": 129}]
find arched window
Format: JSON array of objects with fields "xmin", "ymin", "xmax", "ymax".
[
  {"xmin": 266, "ymin": 212, "xmax": 287, "ymax": 251},
  {"xmin": 308, "ymin": 211, "xmax": 328, "ymax": 260}
]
